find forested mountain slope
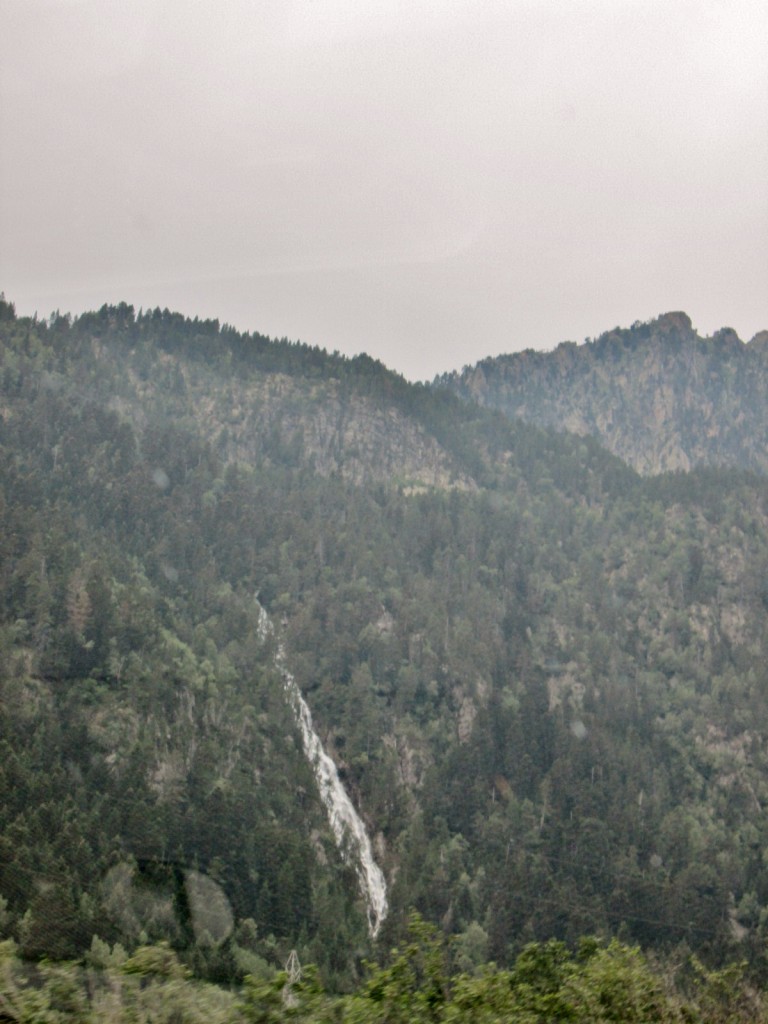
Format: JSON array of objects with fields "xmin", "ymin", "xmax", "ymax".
[
  {"xmin": 436, "ymin": 312, "xmax": 768, "ymax": 475},
  {"xmin": 3, "ymin": 297, "xmax": 768, "ymax": 993}
]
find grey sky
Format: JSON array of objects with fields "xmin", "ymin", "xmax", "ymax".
[{"xmin": 2, "ymin": 0, "xmax": 766, "ymax": 380}]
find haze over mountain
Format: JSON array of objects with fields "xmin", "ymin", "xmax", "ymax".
[
  {"xmin": 4, "ymin": 2, "xmax": 766, "ymax": 381},
  {"xmin": 2, "ymin": 296, "xmax": 768, "ymax": 1016},
  {"xmin": 437, "ymin": 312, "xmax": 768, "ymax": 476}
]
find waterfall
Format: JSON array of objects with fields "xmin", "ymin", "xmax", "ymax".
[{"xmin": 256, "ymin": 602, "xmax": 388, "ymax": 937}]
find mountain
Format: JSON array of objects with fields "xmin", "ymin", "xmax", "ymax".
[
  {"xmin": 2, "ymin": 296, "xmax": 768, "ymax": 992},
  {"xmin": 436, "ymin": 312, "xmax": 768, "ymax": 475}
]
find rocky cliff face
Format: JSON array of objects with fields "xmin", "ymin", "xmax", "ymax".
[
  {"xmin": 204, "ymin": 375, "xmax": 472, "ymax": 491},
  {"xmin": 438, "ymin": 313, "xmax": 768, "ymax": 475},
  {"xmin": 98, "ymin": 343, "xmax": 472, "ymax": 492}
]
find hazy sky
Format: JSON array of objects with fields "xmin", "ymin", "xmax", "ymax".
[{"xmin": 2, "ymin": 0, "xmax": 766, "ymax": 380}]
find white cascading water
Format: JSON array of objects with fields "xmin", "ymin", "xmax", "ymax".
[{"xmin": 256, "ymin": 601, "xmax": 388, "ymax": 938}]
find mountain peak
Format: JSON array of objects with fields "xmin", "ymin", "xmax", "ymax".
[
  {"xmin": 652, "ymin": 311, "xmax": 693, "ymax": 333},
  {"xmin": 440, "ymin": 312, "xmax": 768, "ymax": 476}
]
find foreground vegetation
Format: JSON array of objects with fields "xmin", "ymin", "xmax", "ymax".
[{"xmin": 2, "ymin": 916, "xmax": 767, "ymax": 1023}]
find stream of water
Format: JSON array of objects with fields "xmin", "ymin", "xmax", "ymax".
[{"xmin": 256, "ymin": 602, "xmax": 388, "ymax": 937}]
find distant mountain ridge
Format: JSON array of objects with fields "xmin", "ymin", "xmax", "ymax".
[{"xmin": 436, "ymin": 312, "xmax": 768, "ymax": 475}]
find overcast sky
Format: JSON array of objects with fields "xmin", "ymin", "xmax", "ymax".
[{"xmin": 2, "ymin": 0, "xmax": 766, "ymax": 380}]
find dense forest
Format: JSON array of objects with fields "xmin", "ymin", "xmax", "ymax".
[{"xmin": 3, "ymin": 296, "xmax": 768, "ymax": 1018}]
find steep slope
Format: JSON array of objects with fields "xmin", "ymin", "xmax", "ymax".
[
  {"xmin": 437, "ymin": 312, "xmax": 768, "ymax": 475},
  {"xmin": 3, "ymin": 298, "xmax": 768, "ymax": 985},
  {"xmin": 61, "ymin": 306, "xmax": 474, "ymax": 492}
]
